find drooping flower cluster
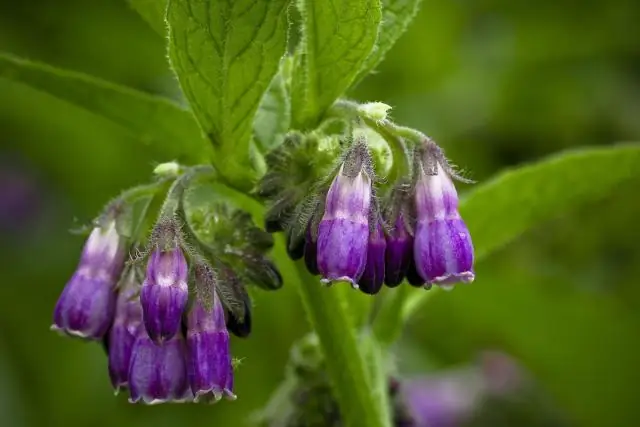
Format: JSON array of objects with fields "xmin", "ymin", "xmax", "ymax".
[
  {"xmin": 260, "ymin": 133, "xmax": 475, "ymax": 295},
  {"xmin": 52, "ymin": 214, "xmax": 239, "ymax": 404}
]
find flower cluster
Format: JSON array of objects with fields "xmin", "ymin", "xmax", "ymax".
[
  {"xmin": 260, "ymin": 133, "xmax": 475, "ymax": 295},
  {"xmin": 52, "ymin": 214, "xmax": 237, "ymax": 404}
]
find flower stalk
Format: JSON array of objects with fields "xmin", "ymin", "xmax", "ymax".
[{"xmin": 292, "ymin": 260, "xmax": 391, "ymax": 427}]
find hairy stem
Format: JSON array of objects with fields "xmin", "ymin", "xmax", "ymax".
[{"xmin": 292, "ymin": 262, "xmax": 391, "ymax": 427}]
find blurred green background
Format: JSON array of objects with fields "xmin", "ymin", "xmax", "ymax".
[{"xmin": 1, "ymin": 1, "xmax": 639, "ymax": 426}]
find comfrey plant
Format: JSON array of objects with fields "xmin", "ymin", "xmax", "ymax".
[
  {"xmin": 40, "ymin": 0, "xmax": 479, "ymax": 420},
  {"xmin": 5, "ymin": 0, "xmax": 625, "ymax": 424}
]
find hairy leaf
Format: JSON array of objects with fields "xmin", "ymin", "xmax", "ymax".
[
  {"xmin": 166, "ymin": 0, "xmax": 289, "ymax": 183},
  {"xmin": 0, "ymin": 52, "xmax": 210, "ymax": 163},
  {"xmin": 291, "ymin": 0, "xmax": 382, "ymax": 129}
]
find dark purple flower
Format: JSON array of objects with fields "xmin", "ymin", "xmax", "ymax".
[
  {"xmin": 107, "ymin": 272, "xmax": 143, "ymax": 392},
  {"xmin": 413, "ymin": 154, "xmax": 474, "ymax": 287},
  {"xmin": 52, "ymin": 221, "xmax": 124, "ymax": 340},
  {"xmin": 358, "ymin": 221, "xmax": 386, "ymax": 295},
  {"xmin": 384, "ymin": 213, "xmax": 413, "ymax": 288},
  {"xmin": 128, "ymin": 332, "xmax": 192, "ymax": 404},
  {"xmin": 140, "ymin": 247, "xmax": 189, "ymax": 343},
  {"xmin": 304, "ymin": 225, "xmax": 319, "ymax": 276},
  {"xmin": 186, "ymin": 294, "xmax": 235, "ymax": 402},
  {"xmin": 317, "ymin": 162, "xmax": 372, "ymax": 286},
  {"xmin": 406, "ymin": 258, "xmax": 426, "ymax": 288}
]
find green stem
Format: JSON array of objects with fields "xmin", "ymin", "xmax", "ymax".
[
  {"xmin": 292, "ymin": 262, "xmax": 391, "ymax": 427},
  {"xmin": 362, "ymin": 118, "xmax": 412, "ymax": 184},
  {"xmin": 328, "ymin": 100, "xmax": 414, "ymax": 184},
  {"xmin": 212, "ymin": 146, "xmax": 259, "ymax": 194},
  {"xmin": 371, "ymin": 286, "xmax": 410, "ymax": 347}
]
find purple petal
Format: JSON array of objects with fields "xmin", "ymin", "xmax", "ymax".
[
  {"xmin": 358, "ymin": 222, "xmax": 386, "ymax": 295},
  {"xmin": 317, "ymin": 218, "xmax": 369, "ymax": 285},
  {"xmin": 128, "ymin": 333, "xmax": 190, "ymax": 404}
]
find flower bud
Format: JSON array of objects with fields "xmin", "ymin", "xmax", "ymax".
[
  {"xmin": 107, "ymin": 272, "xmax": 143, "ymax": 392},
  {"xmin": 317, "ymin": 145, "xmax": 372, "ymax": 286},
  {"xmin": 406, "ymin": 259, "xmax": 427, "ymax": 288},
  {"xmin": 52, "ymin": 220, "xmax": 124, "ymax": 340},
  {"xmin": 413, "ymin": 145, "xmax": 474, "ymax": 287},
  {"xmin": 140, "ymin": 247, "xmax": 189, "ymax": 343},
  {"xmin": 357, "ymin": 102, "xmax": 392, "ymax": 123},
  {"xmin": 304, "ymin": 225, "xmax": 319, "ymax": 276},
  {"xmin": 286, "ymin": 228, "xmax": 305, "ymax": 260},
  {"xmin": 186, "ymin": 294, "xmax": 235, "ymax": 402},
  {"xmin": 127, "ymin": 332, "xmax": 191, "ymax": 404},
  {"xmin": 226, "ymin": 304, "xmax": 252, "ymax": 339},
  {"xmin": 384, "ymin": 213, "xmax": 413, "ymax": 288},
  {"xmin": 357, "ymin": 221, "xmax": 386, "ymax": 295}
]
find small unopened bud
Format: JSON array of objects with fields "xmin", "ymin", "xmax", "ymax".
[
  {"xmin": 358, "ymin": 102, "xmax": 392, "ymax": 123},
  {"xmin": 384, "ymin": 213, "xmax": 413, "ymax": 288},
  {"xmin": 52, "ymin": 220, "xmax": 124, "ymax": 340},
  {"xmin": 357, "ymin": 220, "xmax": 386, "ymax": 295},
  {"xmin": 153, "ymin": 161, "xmax": 182, "ymax": 178},
  {"xmin": 303, "ymin": 225, "xmax": 319, "ymax": 276}
]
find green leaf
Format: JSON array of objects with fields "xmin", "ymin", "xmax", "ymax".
[
  {"xmin": 354, "ymin": 0, "xmax": 422, "ymax": 85},
  {"xmin": 166, "ymin": 0, "xmax": 289, "ymax": 187},
  {"xmin": 291, "ymin": 0, "xmax": 382, "ymax": 129},
  {"xmin": 0, "ymin": 52, "xmax": 210, "ymax": 164},
  {"xmin": 128, "ymin": 0, "xmax": 167, "ymax": 36},
  {"xmin": 402, "ymin": 144, "xmax": 640, "ymax": 320},
  {"xmin": 253, "ymin": 57, "xmax": 292, "ymax": 153}
]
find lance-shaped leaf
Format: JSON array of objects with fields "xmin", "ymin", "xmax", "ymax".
[
  {"xmin": 291, "ymin": 0, "xmax": 382, "ymax": 129},
  {"xmin": 0, "ymin": 52, "xmax": 210, "ymax": 164},
  {"xmin": 166, "ymin": 0, "xmax": 289, "ymax": 186},
  {"xmin": 354, "ymin": 0, "xmax": 422, "ymax": 85}
]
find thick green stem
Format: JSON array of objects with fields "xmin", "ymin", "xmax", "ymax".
[{"xmin": 293, "ymin": 262, "xmax": 391, "ymax": 427}]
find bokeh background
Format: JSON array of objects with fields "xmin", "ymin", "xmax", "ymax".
[{"xmin": 1, "ymin": 1, "xmax": 639, "ymax": 426}]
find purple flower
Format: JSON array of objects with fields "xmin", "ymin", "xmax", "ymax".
[
  {"xmin": 384, "ymin": 214, "xmax": 413, "ymax": 288},
  {"xmin": 140, "ymin": 247, "xmax": 189, "ymax": 343},
  {"xmin": 52, "ymin": 221, "xmax": 124, "ymax": 340},
  {"xmin": 399, "ymin": 375, "xmax": 481, "ymax": 427},
  {"xmin": 413, "ymin": 153, "xmax": 474, "ymax": 287},
  {"xmin": 406, "ymin": 258, "xmax": 426, "ymax": 288},
  {"xmin": 128, "ymin": 332, "xmax": 192, "ymax": 404},
  {"xmin": 186, "ymin": 294, "xmax": 235, "ymax": 402},
  {"xmin": 358, "ymin": 221, "xmax": 386, "ymax": 295},
  {"xmin": 107, "ymin": 272, "xmax": 143, "ymax": 392},
  {"xmin": 317, "ymin": 161, "xmax": 372, "ymax": 286}
]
